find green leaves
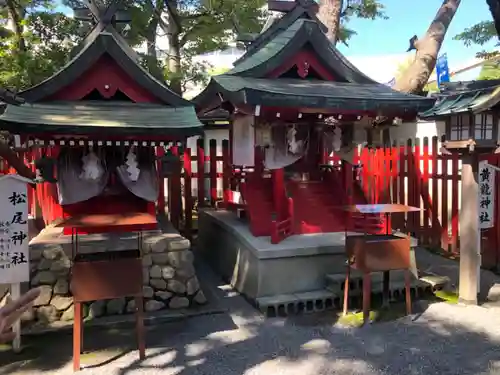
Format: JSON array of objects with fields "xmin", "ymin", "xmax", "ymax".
[
  {"xmin": 338, "ymin": 0, "xmax": 387, "ymax": 45},
  {"xmin": 453, "ymin": 0, "xmax": 500, "ymax": 60},
  {"xmin": 477, "ymin": 59, "xmax": 500, "ymax": 80},
  {"xmin": 0, "ymin": 0, "xmax": 387, "ymax": 94},
  {"xmin": 454, "ymin": 21, "xmax": 497, "ymax": 46},
  {"xmin": 0, "ymin": 1, "xmax": 80, "ymax": 91}
]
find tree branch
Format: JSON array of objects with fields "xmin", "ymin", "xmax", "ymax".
[{"xmin": 177, "ymin": 0, "xmax": 225, "ymax": 46}]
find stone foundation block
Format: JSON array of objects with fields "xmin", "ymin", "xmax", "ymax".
[{"xmin": 22, "ymin": 227, "xmax": 207, "ymax": 330}]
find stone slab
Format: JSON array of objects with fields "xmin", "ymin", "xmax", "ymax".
[{"xmin": 30, "ymin": 226, "xmax": 163, "ymax": 255}]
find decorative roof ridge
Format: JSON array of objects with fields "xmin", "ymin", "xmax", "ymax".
[
  {"xmin": 225, "ymin": 18, "xmax": 377, "ymax": 85},
  {"xmin": 234, "ymin": 4, "xmax": 326, "ymax": 66}
]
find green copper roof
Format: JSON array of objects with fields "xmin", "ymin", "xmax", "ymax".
[
  {"xmin": 235, "ymin": 2, "xmax": 326, "ymax": 67},
  {"xmin": 419, "ymin": 86, "xmax": 500, "ymax": 118},
  {"xmin": 225, "ymin": 18, "xmax": 374, "ymax": 84},
  {"xmin": 199, "ymin": 75, "xmax": 434, "ymax": 112},
  {"xmin": 193, "ymin": 2, "xmax": 433, "ymax": 116},
  {"xmin": 228, "ymin": 18, "xmax": 306, "ymax": 75},
  {"xmin": 0, "ymin": 101, "xmax": 203, "ymax": 137},
  {"xmin": 21, "ymin": 26, "xmax": 190, "ymax": 106}
]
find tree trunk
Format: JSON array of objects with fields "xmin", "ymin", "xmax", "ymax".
[
  {"xmin": 165, "ymin": 1, "xmax": 182, "ymax": 95},
  {"xmin": 144, "ymin": 24, "xmax": 165, "ymax": 81},
  {"xmin": 486, "ymin": 0, "xmax": 500, "ymax": 39},
  {"xmin": 393, "ymin": 0, "xmax": 461, "ymax": 94},
  {"xmin": 317, "ymin": 0, "xmax": 343, "ymax": 44},
  {"xmin": 5, "ymin": 0, "xmax": 26, "ymax": 53},
  {"xmin": 167, "ymin": 33, "xmax": 182, "ymax": 95}
]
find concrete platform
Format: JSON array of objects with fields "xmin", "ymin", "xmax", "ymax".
[{"xmin": 197, "ymin": 209, "xmax": 419, "ymax": 305}]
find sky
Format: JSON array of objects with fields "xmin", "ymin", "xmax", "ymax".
[{"xmin": 56, "ymin": 0, "xmax": 496, "ymax": 83}]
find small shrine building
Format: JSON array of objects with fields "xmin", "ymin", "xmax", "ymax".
[
  {"xmin": 0, "ymin": 2, "xmax": 203, "ymax": 231},
  {"xmin": 0, "ymin": 1, "xmax": 207, "ymax": 333},
  {"xmin": 194, "ymin": 0, "xmax": 434, "ymax": 243}
]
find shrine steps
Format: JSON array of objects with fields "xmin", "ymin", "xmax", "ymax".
[
  {"xmin": 287, "ymin": 180, "xmax": 344, "ymax": 233},
  {"xmin": 242, "ymin": 176, "xmax": 387, "ymax": 237},
  {"xmin": 255, "ymin": 269, "xmax": 450, "ymax": 318},
  {"xmin": 287, "ymin": 180, "xmax": 382, "ymax": 235}
]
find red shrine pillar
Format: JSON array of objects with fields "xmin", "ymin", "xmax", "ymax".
[{"xmin": 272, "ymin": 168, "xmax": 286, "ymax": 220}]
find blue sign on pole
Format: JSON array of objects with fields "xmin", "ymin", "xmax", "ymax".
[{"xmin": 436, "ymin": 53, "xmax": 450, "ymax": 87}]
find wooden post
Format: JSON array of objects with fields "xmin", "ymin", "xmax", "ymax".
[
  {"xmin": 271, "ymin": 168, "xmax": 285, "ymax": 220},
  {"xmin": 209, "ymin": 139, "xmax": 217, "ymax": 205},
  {"xmin": 458, "ymin": 153, "xmax": 480, "ymax": 304},
  {"xmin": 183, "ymin": 148, "xmax": 193, "ymax": 238},
  {"xmin": 196, "ymin": 138, "xmax": 205, "ymax": 206},
  {"xmin": 156, "ymin": 146, "xmax": 165, "ymax": 215},
  {"xmin": 222, "ymin": 140, "xmax": 231, "ymax": 207}
]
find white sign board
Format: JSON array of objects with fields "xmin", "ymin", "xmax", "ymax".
[
  {"xmin": 478, "ymin": 160, "xmax": 495, "ymax": 229},
  {"xmin": 0, "ymin": 175, "xmax": 30, "ymax": 283}
]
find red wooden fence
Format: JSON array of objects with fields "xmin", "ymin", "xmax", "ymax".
[
  {"xmin": 3, "ymin": 136, "xmax": 500, "ymax": 268},
  {"xmin": 163, "ymin": 136, "xmax": 500, "ymax": 268}
]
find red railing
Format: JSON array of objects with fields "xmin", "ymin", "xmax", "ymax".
[{"xmin": 271, "ymin": 197, "xmax": 294, "ymax": 244}]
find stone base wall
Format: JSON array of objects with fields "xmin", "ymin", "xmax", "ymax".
[{"xmin": 8, "ymin": 230, "xmax": 206, "ymax": 329}]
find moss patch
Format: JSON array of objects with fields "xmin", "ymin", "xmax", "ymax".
[
  {"xmin": 433, "ymin": 289, "xmax": 459, "ymax": 304},
  {"xmin": 337, "ymin": 303, "xmax": 411, "ymax": 328}
]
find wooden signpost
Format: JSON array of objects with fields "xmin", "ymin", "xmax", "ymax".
[{"xmin": 0, "ymin": 174, "xmax": 32, "ymax": 352}]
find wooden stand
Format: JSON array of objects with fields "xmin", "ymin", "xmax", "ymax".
[
  {"xmin": 61, "ymin": 213, "xmax": 157, "ymax": 372},
  {"xmin": 340, "ymin": 204, "xmax": 420, "ymax": 325},
  {"xmin": 343, "ymin": 234, "xmax": 412, "ymax": 324}
]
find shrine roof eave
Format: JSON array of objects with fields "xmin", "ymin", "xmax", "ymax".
[
  {"xmin": 194, "ymin": 75, "xmax": 435, "ymax": 114},
  {"xmin": 419, "ymin": 85, "xmax": 500, "ymax": 119},
  {"xmin": 0, "ymin": 102, "xmax": 204, "ymax": 138},
  {"xmin": 20, "ymin": 28, "xmax": 190, "ymax": 107}
]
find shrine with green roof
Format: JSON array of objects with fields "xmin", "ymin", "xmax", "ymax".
[
  {"xmin": 195, "ymin": 0, "xmax": 434, "ymax": 243},
  {"xmin": 0, "ymin": 0, "xmax": 203, "ymax": 229}
]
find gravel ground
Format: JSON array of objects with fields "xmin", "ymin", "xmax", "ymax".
[{"xmin": 3, "ymin": 250, "xmax": 500, "ymax": 375}]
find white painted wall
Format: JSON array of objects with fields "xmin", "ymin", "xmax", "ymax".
[{"xmin": 390, "ymin": 119, "xmax": 446, "ymax": 144}]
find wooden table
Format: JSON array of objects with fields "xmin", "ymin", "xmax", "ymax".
[
  {"xmin": 59, "ymin": 213, "xmax": 157, "ymax": 372},
  {"xmin": 340, "ymin": 204, "xmax": 421, "ymax": 324}
]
